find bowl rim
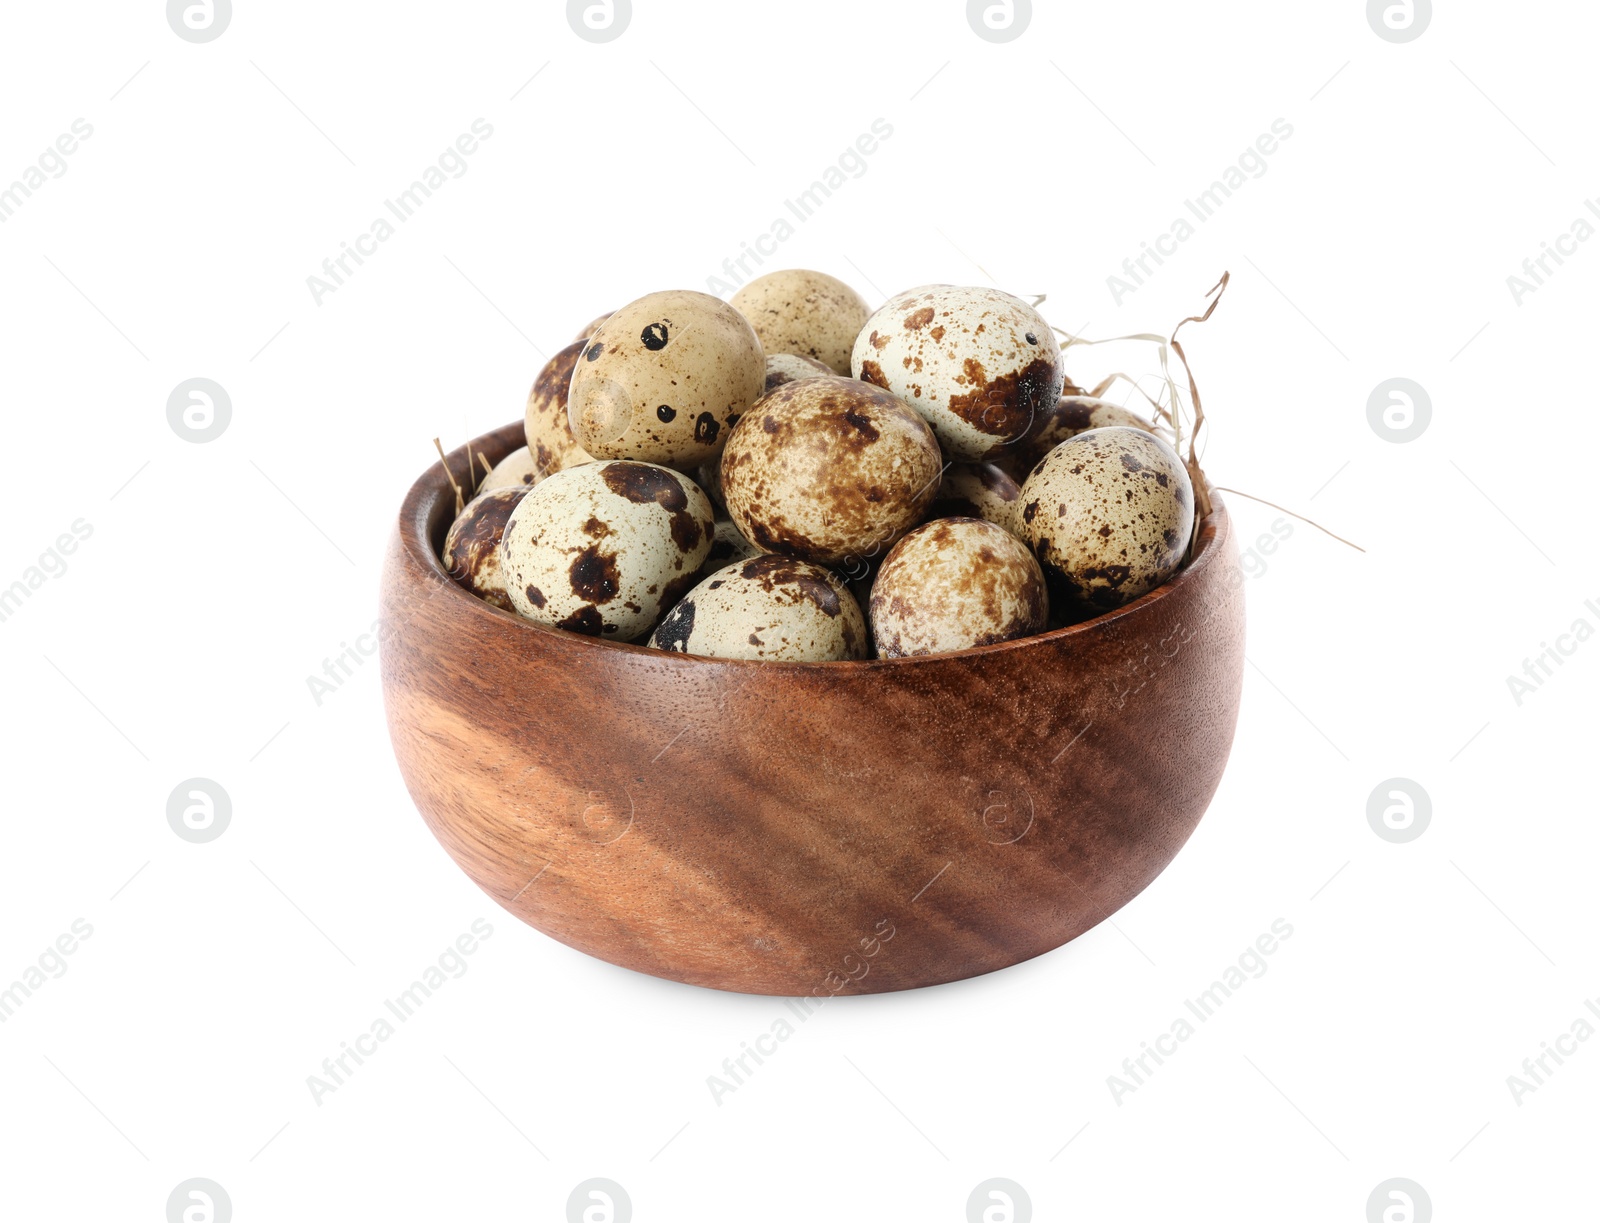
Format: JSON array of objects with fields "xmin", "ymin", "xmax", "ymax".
[{"xmin": 395, "ymin": 421, "xmax": 1232, "ymax": 671}]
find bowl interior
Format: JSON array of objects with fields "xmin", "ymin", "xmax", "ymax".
[{"xmin": 404, "ymin": 421, "xmax": 1225, "ymax": 667}]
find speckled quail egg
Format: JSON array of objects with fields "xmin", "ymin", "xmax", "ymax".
[
  {"xmin": 720, "ymin": 376, "xmax": 943, "ymax": 567},
  {"xmin": 524, "ymin": 340, "xmax": 598, "ymax": 478},
  {"xmin": 731, "ymin": 269, "xmax": 871, "ymax": 375},
  {"xmin": 691, "ymin": 359, "xmax": 831, "ymax": 506},
  {"xmin": 1019, "ymin": 426, "xmax": 1194, "ymax": 613},
  {"xmin": 852, "ymin": 285, "xmax": 1064, "ymax": 461},
  {"xmin": 650, "ymin": 554, "xmax": 867, "ymax": 662},
  {"xmin": 1014, "ymin": 395, "xmax": 1158, "ymax": 473},
  {"xmin": 442, "ymin": 485, "xmax": 530, "ymax": 610},
  {"xmin": 695, "ymin": 518, "xmax": 764, "ymax": 582},
  {"xmin": 478, "ymin": 446, "xmax": 541, "ymax": 493},
  {"xmin": 927, "ymin": 462, "xmax": 1023, "ymax": 537},
  {"xmin": 695, "ymin": 457, "xmax": 727, "ymax": 510},
  {"xmin": 761, "ymin": 351, "xmax": 834, "ymax": 392},
  {"xmin": 869, "ymin": 518, "xmax": 1047, "ymax": 658},
  {"xmin": 700, "ymin": 352, "xmax": 836, "ymax": 506},
  {"xmin": 500, "ymin": 460, "xmax": 714, "ymax": 639},
  {"xmin": 567, "ymin": 290, "xmax": 765, "ymax": 468}
]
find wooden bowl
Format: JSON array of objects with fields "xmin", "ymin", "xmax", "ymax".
[{"xmin": 381, "ymin": 422, "xmax": 1245, "ymax": 995}]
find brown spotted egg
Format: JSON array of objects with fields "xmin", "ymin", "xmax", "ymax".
[
  {"xmin": 1015, "ymin": 395, "xmax": 1158, "ymax": 473},
  {"xmin": 524, "ymin": 341, "xmax": 598, "ymax": 478},
  {"xmin": 1019, "ymin": 426, "xmax": 1194, "ymax": 613},
  {"xmin": 852, "ymin": 285, "xmax": 1064, "ymax": 461},
  {"xmin": 441, "ymin": 485, "xmax": 529, "ymax": 610},
  {"xmin": 566, "ymin": 290, "xmax": 765, "ymax": 468},
  {"xmin": 500, "ymin": 460, "xmax": 714, "ymax": 639},
  {"xmin": 928, "ymin": 462, "xmax": 1023, "ymax": 537},
  {"xmin": 650, "ymin": 555, "xmax": 867, "ymax": 662},
  {"xmin": 478, "ymin": 446, "xmax": 541, "ymax": 493},
  {"xmin": 692, "ymin": 360, "xmax": 831, "ymax": 507},
  {"xmin": 870, "ymin": 518, "xmax": 1047, "ymax": 658},
  {"xmin": 730, "ymin": 269, "xmax": 872, "ymax": 375},
  {"xmin": 695, "ymin": 518, "xmax": 764, "ymax": 582},
  {"xmin": 720, "ymin": 376, "xmax": 943, "ymax": 568},
  {"xmin": 761, "ymin": 352, "xmax": 834, "ymax": 392}
]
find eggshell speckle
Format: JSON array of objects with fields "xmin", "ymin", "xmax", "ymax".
[
  {"xmin": 442, "ymin": 485, "xmax": 529, "ymax": 610},
  {"xmin": 731, "ymin": 269, "xmax": 871, "ymax": 375},
  {"xmin": 692, "ymin": 356, "xmax": 831, "ymax": 505},
  {"xmin": 720, "ymin": 376, "xmax": 943, "ymax": 567},
  {"xmin": 524, "ymin": 341, "xmax": 598, "ymax": 478},
  {"xmin": 567, "ymin": 290, "xmax": 765, "ymax": 468},
  {"xmin": 1017, "ymin": 395, "xmax": 1157, "ymax": 473},
  {"xmin": 1019, "ymin": 426, "xmax": 1194, "ymax": 612},
  {"xmin": 927, "ymin": 462, "xmax": 1023, "ymax": 537},
  {"xmin": 650, "ymin": 555, "xmax": 867, "ymax": 662},
  {"xmin": 869, "ymin": 518, "xmax": 1047, "ymax": 658},
  {"xmin": 852, "ymin": 285, "xmax": 1064, "ymax": 461},
  {"xmin": 500, "ymin": 460, "xmax": 714, "ymax": 639}
]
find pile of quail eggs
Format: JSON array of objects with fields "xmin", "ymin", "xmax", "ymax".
[{"xmin": 440, "ymin": 269, "xmax": 1196, "ymax": 663}]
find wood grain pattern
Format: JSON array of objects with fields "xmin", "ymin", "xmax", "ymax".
[{"xmin": 380, "ymin": 422, "xmax": 1246, "ymax": 995}]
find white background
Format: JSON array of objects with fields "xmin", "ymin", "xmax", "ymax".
[{"xmin": 1, "ymin": 1, "xmax": 1595, "ymax": 1219}]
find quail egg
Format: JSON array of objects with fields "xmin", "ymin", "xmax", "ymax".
[
  {"xmin": 1019, "ymin": 426, "xmax": 1194, "ymax": 612},
  {"xmin": 1015, "ymin": 395, "xmax": 1158, "ymax": 473},
  {"xmin": 441, "ymin": 485, "xmax": 530, "ymax": 610},
  {"xmin": 692, "ymin": 360, "xmax": 829, "ymax": 507},
  {"xmin": 478, "ymin": 446, "xmax": 541, "ymax": 493},
  {"xmin": 731, "ymin": 269, "xmax": 871, "ymax": 375},
  {"xmin": 869, "ymin": 518, "xmax": 1047, "ymax": 658},
  {"xmin": 927, "ymin": 462, "xmax": 1023, "ymax": 537},
  {"xmin": 762, "ymin": 351, "xmax": 834, "ymax": 392},
  {"xmin": 524, "ymin": 341, "xmax": 598, "ymax": 478},
  {"xmin": 720, "ymin": 375, "xmax": 942, "ymax": 567},
  {"xmin": 695, "ymin": 518, "xmax": 764, "ymax": 581},
  {"xmin": 852, "ymin": 285, "xmax": 1064, "ymax": 461},
  {"xmin": 695, "ymin": 457, "xmax": 727, "ymax": 510},
  {"xmin": 567, "ymin": 290, "xmax": 765, "ymax": 468},
  {"xmin": 500, "ymin": 460, "xmax": 714, "ymax": 639},
  {"xmin": 650, "ymin": 554, "xmax": 867, "ymax": 662}
]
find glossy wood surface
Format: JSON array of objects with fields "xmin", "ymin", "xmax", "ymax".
[{"xmin": 380, "ymin": 422, "xmax": 1246, "ymax": 994}]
